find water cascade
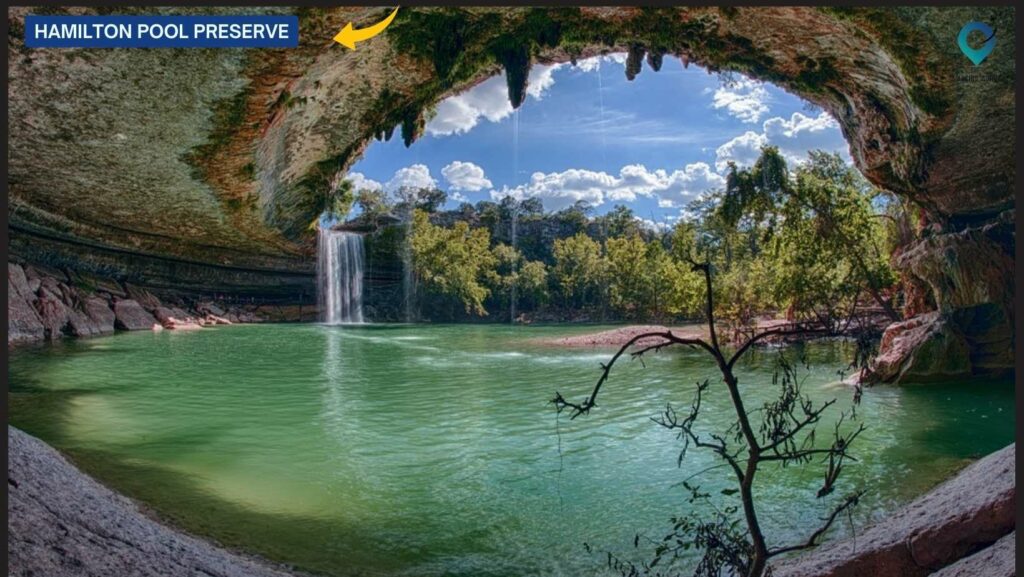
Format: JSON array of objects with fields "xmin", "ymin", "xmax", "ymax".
[
  {"xmin": 317, "ymin": 228, "xmax": 365, "ymax": 324},
  {"xmin": 401, "ymin": 204, "xmax": 416, "ymax": 323}
]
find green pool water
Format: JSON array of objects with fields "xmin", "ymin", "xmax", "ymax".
[{"xmin": 8, "ymin": 324, "xmax": 1015, "ymax": 577}]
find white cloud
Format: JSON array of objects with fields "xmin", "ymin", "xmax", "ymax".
[
  {"xmin": 490, "ymin": 162, "xmax": 725, "ymax": 211},
  {"xmin": 714, "ymin": 111, "xmax": 848, "ymax": 171},
  {"xmin": 426, "ymin": 64, "xmax": 565, "ymax": 137},
  {"xmin": 575, "ymin": 53, "xmax": 628, "ymax": 72},
  {"xmin": 345, "ymin": 171, "xmax": 383, "ymax": 192},
  {"xmin": 442, "ymin": 161, "xmax": 493, "ymax": 192},
  {"xmin": 715, "ymin": 131, "xmax": 768, "ymax": 172},
  {"xmin": 385, "ymin": 164, "xmax": 437, "ymax": 193},
  {"xmin": 636, "ymin": 217, "xmax": 670, "ymax": 233},
  {"xmin": 711, "ymin": 78, "xmax": 770, "ymax": 123}
]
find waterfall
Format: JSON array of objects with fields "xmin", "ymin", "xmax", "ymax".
[{"xmin": 317, "ymin": 229, "xmax": 365, "ymax": 324}]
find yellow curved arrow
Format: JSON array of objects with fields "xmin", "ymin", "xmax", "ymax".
[{"xmin": 333, "ymin": 7, "xmax": 399, "ymax": 50}]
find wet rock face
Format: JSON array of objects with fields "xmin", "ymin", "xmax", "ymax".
[{"xmin": 873, "ymin": 212, "xmax": 1014, "ymax": 382}]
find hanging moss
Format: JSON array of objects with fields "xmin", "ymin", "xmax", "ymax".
[
  {"xmin": 388, "ymin": 8, "xmax": 502, "ymax": 89},
  {"xmin": 401, "ymin": 107, "xmax": 426, "ymax": 147},
  {"xmin": 625, "ymin": 43, "xmax": 645, "ymax": 81},
  {"xmin": 491, "ymin": 37, "xmax": 531, "ymax": 108},
  {"xmin": 646, "ymin": 49, "xmax": 664, "ymax": 72}
]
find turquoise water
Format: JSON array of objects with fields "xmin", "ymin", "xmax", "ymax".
[{"xmin": 8, "ymin": 324, "xmax": 1015, "ymax": 577}]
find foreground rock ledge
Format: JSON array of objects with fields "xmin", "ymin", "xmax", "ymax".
[
  {"xmin": 773, "ymin": 443, "xmax": 1015, "ymax": 577},
  {"xmin": 7, "ymin": 427, "xmax": 302, "ymax": 577},
  {"xmin": 7, "ymin": 426, "xmax": 1014, "ymax": 577}
]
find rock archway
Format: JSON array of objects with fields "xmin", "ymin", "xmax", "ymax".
[{"xmin": 7, "ymin": 6, "xmax": 1014, "ymax": 379}]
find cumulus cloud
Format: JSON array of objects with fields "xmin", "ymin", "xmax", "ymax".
[
  {"xmin": 636, "ymin": 217, "xmax": 670, "ymax": 233},
  {"xmin": 384, "ymin": 164, "xmax": 437, "ymax": 193},
  {"xmin": 574, "ymin": 52, "xmax": 628, "ymax": 72},
  {"xmin": 714, "ymin": 131, "xmax": 768, "ymax": 172},
  {"xmin": 711, "ymin": 78, "xmax": 770, "ymax": 123},
  {"xmin": 441, "ymin": 161, "xmax": 493, "ymax": 192},
  {"xmin": 490, "ymin": 162, "xmax": 725, "ymax": 211},
  {"xmin": 345, "ymin": 171, "xmax": 383, "ymax": 192},
  {"xmin": 715, "ymin": 111, "xmax": 848, "ymax": 171},
  {"xmin": 426, "ymin": 64, "xmax": 565, "ymax": 136}
]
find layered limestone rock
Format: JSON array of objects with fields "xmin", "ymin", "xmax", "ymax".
[
  {"xmin": 773, "ymin": 444, "xmax": 1015, "ymax": 577},
  {"xmin": 871, "ymin": 211, "xmax": 1014, "ymax": 381},
  {"xmin": 6, "ymin": 7, "xmax": 1015, "ymax": 376},
  {"xmin": 6, "ymin": 261, "xmax": 282, "ymax": 346}
]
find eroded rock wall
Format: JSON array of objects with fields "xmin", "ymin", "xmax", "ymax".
[
  {"xmin": 6, "ymin": 261, "xmax": 314, "ymax": 346},
  {"xmin": 871, "ymin": 210, "xmax": 1014, "ymax": 381}
]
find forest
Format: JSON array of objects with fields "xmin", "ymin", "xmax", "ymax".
[{"xmin": 340, "ymin": 146, "xmax": 910, "ymax": 331}]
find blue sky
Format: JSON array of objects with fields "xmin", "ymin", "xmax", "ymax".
[{"xmin": 347, "ymin": 53, "xmax": 851, "ymax": 228}]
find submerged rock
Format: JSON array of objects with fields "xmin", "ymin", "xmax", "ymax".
[{"xmin": 7, "ymin": 426, "xmax": 303, "ymax": 577}]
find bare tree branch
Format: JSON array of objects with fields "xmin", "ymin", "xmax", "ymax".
[{"xmin": 767, "ymin": 491, "xmax": 866, "ymax": 558}]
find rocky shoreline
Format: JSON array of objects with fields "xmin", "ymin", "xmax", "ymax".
[
  {"xmin": 7, "ymin": 426, "xmax": 306, "ymax": 577},
  {"xmin": 8, "ymin": 261, "xmax": 316, "ymax": 347},
  {"xmin": 7, "ymin": 424, "xmax": 1014, "ymax": 577}
]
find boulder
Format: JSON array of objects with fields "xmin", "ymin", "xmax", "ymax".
[
  {"xmin": 23, "ymin": 264, "xmax": 67, "ymax": 284},
  {"xmin": 66, "ymin": 297, "xmax": 116, "ymax": 338},
  {"xmin": 870, "ymin": 312, "xmax": 972, "ymax": 382},
  {"xmin": 772, "ymin": 444, "xmax": 1015, "ymax": 577},
  {"xmin": 929, "ymin": 532, "xmax": 1015, "ymax": 577},
  {"xmin": 152, "ymin": 306, "xmax": 202, "ymax": 330},
  {"xmin": 113, "ymin": 299, "xmax": 157, "ymax": 331},
  {"xmin": 34, "ymin": 287, "xmax": 72, "ymax": 340},
  {"xmin": 81, "ymin": 297, "xmax": 116, "ymax": 335},
  {"xmin": 197, "ymin": 301, "xmax": 226, "ymax": 317},
  {"xmin": 204, "ymin": 314, "xmax": 232, "ymax": 325},
  {"xmin": 8, "ymin": 264, "xmax": 44, "ymax": 345},
  {"xmin": 123, "ymin": 283, "xmax": 161, "ymax": 311}
]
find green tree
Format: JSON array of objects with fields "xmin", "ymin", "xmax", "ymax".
[
  {"xmin": 598, "ymin": 205, "xmax": 642, "ymax": 239},
  {"xmin": 552, "ymin": 232, "xmax": 606, "ymax": 310},
  {"xmin": 487, "ymin": 243, "xmax": 549, "ymax": 314},
  {"xmin": 409, "ymin": 209, "xmax": 495, "ymax": 316},
  {"xmin": 606, "ymin": 235, "xmax": 648, "ymax": 318},
  {"xmin": 354, "ymin": 188, "xmax": 391, "ymax": 220},
  {"xmin": 719, "ymin": 147, "xmax": 898, "ymax": 324}
]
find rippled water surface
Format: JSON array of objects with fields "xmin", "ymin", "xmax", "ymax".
[{"xmin": 9, "ymin": 324, "xmax": 1014, "ymax": 576}]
